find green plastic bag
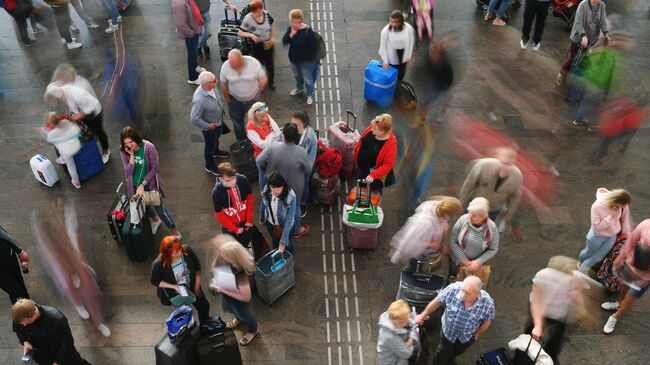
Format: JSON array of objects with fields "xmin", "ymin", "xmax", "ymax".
[
  {"xmin": 583, "ymin": 49, "xmax": 618, "ymax": 91},
  {"xmin": 346, "ymin": 202, "xmax": 379, "ymax": 224}
]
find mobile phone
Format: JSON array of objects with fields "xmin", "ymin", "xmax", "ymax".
[{"xmin": 22, "ymin": 350, "xmax": 34, "ymax": 362}]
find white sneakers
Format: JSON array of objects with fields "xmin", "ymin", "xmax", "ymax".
[
  {"xmin": 76, "ymin": 305, "xmax": 90, "ymax": 319},
  {"xmin": 520, "ymin": 40, "xmax": 528, "ymax": 49},
  {"xmin": 188, "ymin": 79, "xmax": 200, "ymax": 85},
  {"xmin": 105, "ymin": 23, "xmax": 119, "ymax": 33},
  {"xmin": 102, "ymin": 150, "xmax": 110, "ymax": 164},
  {"xmin": 67, "ymin": 41, "xmax": 83, "ymax": 50},
  {"xmin": 603, "ymin": 315, "xmax": 618, "ymax": 334},
  {"xmin": 289, "ymin": 88, "xmax": 303, "ymax": 96},
  {"xmin": 87, "ymin": 22, "xmax": 100, "ymax": 29},
  {"xmin": 532, "ymin": 42, "xmax": 541, "ymax": 51},
  {"xmin": 195, "ymin": 65, "xmax": 206, "ymax": 73},
  {"xmin": 56, "ymin": 157, "xmax": 66, "ymax": 164},
  {"xmin": 306, "ymin": 96, "xmax": 313, "ymax": 105},
  {"xmin": 97, "ymin": 323, "xmax": 112, "ymax": 337},
  {"xmin": 601, "ymin": 301, "xmax": 619, "ymax": 311},
  {"xmin": 151, "ymin": 220, "xmax": 163, "ymax": 235}
]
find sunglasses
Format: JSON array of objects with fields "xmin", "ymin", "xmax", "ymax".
[{"xmin": 256, "ymin": 103, "xmax": 267, "ymax": 113}]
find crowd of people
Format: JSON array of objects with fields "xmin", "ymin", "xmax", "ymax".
[{"xmin": 1, "ymin": 0, "xmax": 648, "ymax": 364}]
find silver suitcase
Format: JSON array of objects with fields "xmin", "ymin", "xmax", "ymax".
[{"xmin": 255, "ymin": 250, "xmax": 295, "ymax": 305}]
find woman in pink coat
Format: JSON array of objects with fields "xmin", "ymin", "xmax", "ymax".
[{"xmin": 578, "ymin": 188, "xmax": 632, "ymax": 273}]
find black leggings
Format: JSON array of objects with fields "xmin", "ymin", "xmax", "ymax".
[
  {"xmin": 83, "ymin": 112, "xmax": 109, "ymax": 151},
  {"xmin": 252, "ymin": 43, "xmax": 275, "ymax": 85},
  {"xmin": 192, "ymin": 290, "xmax": 211, "ymax": 324}
]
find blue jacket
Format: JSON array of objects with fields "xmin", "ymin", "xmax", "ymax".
[{"xmin": 260, "ymin": 185, "xmax": 300, "ymax": 245}]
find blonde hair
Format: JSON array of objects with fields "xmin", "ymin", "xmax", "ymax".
[
  {"xmin": 431, "ymin": 196, "xmax": 463, "ymax": 218},
  {"xmin": 248, "ymin": 102, "xmax": 267, "ymax": 125},
  {"xmin": 46, "ymin": 112, "xmax": 62, "ymax": 126},
  {"xmin": 547, "ymin": 255, "xmax": 578, "ymax": 275},
  {"xmin": 495, "ymin": 147, "xmax": 517, "ymax": 163},
  {"xmin": 289, "ymin": 9, "xmax": 304, "ymax": 22},
  {"xmin": 12, "ymin": 299, "xmax": 37, "ymax": 322},
  {"xmin": 217, "ymin": 162, "xmax": 236, "ymax": 177},
  {"xmin": 387, "ymin": 299, "xmax": 411, "ymax": 321},
  {"xmin": 50, "ymin": 63, "xmax": 77, "ymax": 84},
  {"xmin": 605, "ymin": 189, "xmax": 631, "ymax": 208},
  {"xmin": 210, "ymin": 234, "xmax": 256, "ymax": 276},
  {"xmin": 372, "ymin": 114, "xmax": 393, "ymax": 133}
]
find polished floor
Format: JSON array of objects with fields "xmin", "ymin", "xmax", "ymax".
[{"xmin": 1, "ymin": 0, "xmax": 650, "ymax": 364}]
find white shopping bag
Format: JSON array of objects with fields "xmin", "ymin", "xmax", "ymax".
[{"xmin": 129, "ymin": 197, "xmax": 145, "ymax": 224}]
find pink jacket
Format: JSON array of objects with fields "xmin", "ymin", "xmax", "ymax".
[
  {"xmin": 620, "ymin": 219, "xmax": 650, "ymax": 280},
  {"xmin": 590, "ymin": 188, "xmax": 632, "ymax": 237}
]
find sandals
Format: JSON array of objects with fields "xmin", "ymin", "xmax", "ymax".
[
  {"xmin": 226, "ymin": 318, "xmax": 240, "ymax": 329},
  {"xmin": 239, "ymin": 332, "xmax": 258, "ymax": 346}
]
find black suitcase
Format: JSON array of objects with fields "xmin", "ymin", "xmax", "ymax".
[
  {"xmin": 229, "ymin": 140, "xmax": 258, "ymax": 183},
  {"xmin": 218, "ymin": 7, "xmax": 253, "ymax": 61},
  {"xmin": 197, "ymin": 328, "xmax": 242, "ymax": 365},
  {"xmin": 155, "ymin": 324, "xmax": 200, "ymax": 365},
  {"xmin": 107, "ymin": 182, "xmax": 129, "ymax": 243},
  {"xmin": 396, "ymin": 271, "xmax": 444, "ymax": 311},
  {"xmin": 121, "ymin": 198, "xmax": 155, "ymax": 261}
]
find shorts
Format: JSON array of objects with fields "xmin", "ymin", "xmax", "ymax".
[{"xmin": 627, "ymin": 285, "xmax": 648, "ymax": 299}]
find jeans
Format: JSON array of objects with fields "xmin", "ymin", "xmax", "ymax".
[
  {"xmin": 432, "ymin": 332, "xmax": 476, "ymax": 365},
  {"xmin": 521, "ymin": 0, "xmax": 549, "ymax": 44},
  {"xmin": 524, "ymin": 314, "xmax": 566, "ymax": 365},
  {"xmin": 576, "ymin": 88, "xmax": 607, "ymax": 122},
  {"xmin": 290, "ymin": 61, "xmax": 317, "ymax": 97},
  {"xmin": 222, "ymin": 295, "xmax": 258, "ymax": 333},
  {"xmin": 202, "ymin": 125, "xmax": 222, "ymax": 169},
  {"xmin": 252, "ymin": 43, "xmax": 275, "ymax": 85},
  {"xmin": 9, "ymin": 12, "xmax": 31, "ymax": 44},
  {"xmin": 146, "ymin": 198, "xmax": 177, "ymax": 229},
  {"xmin": 488, "ymin": 0, "xmax": 511, "ymax": 18},
  {"xmin": 228, "ymin": 97, "xmax": 257, "ymax": 141},
  {"xmin": 199, "ymin": 10, "xmax": 212, "ymax": 48},
  {"xmin": 185, "ymin": 35, "xmax": 200, "ymax": 81},
  {"xmin": 102, "ymin": 0, "xmax": 120, "ymax": 24},
  {"xmin": 265, "ymin": 221, "xmax": 295, "ymax": 255},
  {"xmin": 52, "ymin": 5, "xmax": 73, "ymax": 43},
  {"xmin": 69, "ymin": 0, "xmax": 94, "ymax": 24},
  {"xmin": 578, "ymin": 228, "xmax": 616, "ymax": 271},
  {"xmin": 83, "ymin": 112, "xmax": 109, "ymax": 151}
]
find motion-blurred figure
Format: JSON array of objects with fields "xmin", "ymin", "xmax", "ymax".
[
  {"xmin": 31, "ymin": 201, "xmax": 111, "ymax": 337},
  {"xmin": 390, "ymin": 196, "xmax": 462, "ymax": 266},
  {"xmin": 413, "ymin": 0, "xmax": 434, "ymax": 41},
  {"xmin": 0, "ymin": 225, "xmax": 30, "ymax": 304}
]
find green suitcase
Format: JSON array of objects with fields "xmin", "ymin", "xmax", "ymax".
[{"xmin": 121, "ymin": 209, "xmax": 155, "ymax": 261}]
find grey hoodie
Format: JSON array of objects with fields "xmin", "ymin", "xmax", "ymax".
[
  {"xmin": 376, "ymin": 311, "xmax": 418, "ymax": 365},
  {"xmin": 570, "ymin": 0, "xmax": 608, "ymax": 44}
]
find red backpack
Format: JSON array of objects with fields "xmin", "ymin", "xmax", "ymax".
[{"xmin": 315, "ymin": 140, "xmax": 342, "ymax": 178}]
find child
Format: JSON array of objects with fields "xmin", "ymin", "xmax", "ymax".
[
  {"xmin": 413, "ymin": 0, "xmax": 435, "ymax": 40},
  {"xmin": 42, "ymin": 112, "xmax": 82, "ymax": 188}
]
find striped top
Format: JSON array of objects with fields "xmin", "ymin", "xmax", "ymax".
[{"xmin": 449, "ymin": 214, "xmax": 499, "ymax": 264}]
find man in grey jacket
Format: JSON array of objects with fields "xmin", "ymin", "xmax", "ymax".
[
  {"xmin": 172, "ymin": 0, "xmax": 207, "ymax": 84},
  {"xmin": 191, "ymin": 71, "xmax": 230, "ymax": 175}
]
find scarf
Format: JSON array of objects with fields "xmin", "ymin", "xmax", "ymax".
[
  {"xmin": 188, "ymin": 0, "xmax": 204, "ymax": 27},
  {"xmin": 459, "ymin": 219, "xmax": 492, "ymax": 251}
]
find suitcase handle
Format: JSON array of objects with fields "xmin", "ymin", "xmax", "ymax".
[
  {"xmin": 270, "ymin": 250, "xmax": 286, "ymax": 272},
  {"xmin": 224, "ymin": 5, "xmax": 239, "ymax": 23},
  {"xmin": 115, "ymin": 182, "xmax": 124, "ymax": 196},
  {"xmin": 523, "ymin": 334, "xmax": 545, "ymax": 362},
  {"xmin": 346, "ymin": 110, "xmax": 357, "ymax": 130}
]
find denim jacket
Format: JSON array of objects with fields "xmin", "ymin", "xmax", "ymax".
[{"xmin": 260, "ymin": 186, "xmax": 300, "ymax": 245}]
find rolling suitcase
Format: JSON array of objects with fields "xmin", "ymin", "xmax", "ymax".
[
  {"xmin": 396, "ymin": 270, "xmax": 444, "ymax": 311},
  {"xmin": 121, "ymin": 198, "xmax": 155, "ymax": 261},
  {"xmin": 73, "ymin": 138, "xmax": 104, "ymax": 182},
  {"xmin": 218, "ymin": 7, "xmax": 253, "ymax": 61},
  {"xmin": 197, "ymin": 328, "xmax": 242, "ymax": 365},
  {"xmin": 326, "ymin": 111, "xmax": 360, "ymax": 179},
  {"xmin": 30, "ymin": 154, "xmax": 59, "ymax": 187},
  {"xmin": 346, "ymin": 226, "xmax": 379, "ymax": 250},
  {"xmin": 233, "ymin": 225, "xmax": 270, "ymax": 262},
  {"xmin": 107, "ymin": 182, "xmax": 129, "ymax": 243},
  {"xmin": 310, "ymin": 171, "xmax": 341, "ymax": 205},
  {"xmin": 229, "ymin": 140, "xmax": 258, "ymax": 183},
  {"xmin": 476, "ymin": 347, "xmax": 512, "ymax": 365},
  {"xmin": 364, "ymin": 59, "xmax": 398, "ymax": 108},
  {"xmin": 155, "ymin": 323, "xmax": 200, "ymax": 365},
  {"xmin": 255, "ymin": 250, "xmax": 295, "ymax": 305}
]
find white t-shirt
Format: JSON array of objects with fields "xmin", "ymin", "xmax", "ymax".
[
  {"xmin": 171, "ymin": 259, "xmax": 188, "ymax": 285},
  {"xmin": 220, "ymin": 56, "xmax": 266, "ymax": 101},
  {"xmin": 61, "ymin": 84, "xmax": 102, "ymax": 116},
  {"xmin": 530, "ymin": 268, "xmax": 581, "ymax": 321}
]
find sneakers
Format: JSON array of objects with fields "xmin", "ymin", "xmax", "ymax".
[
  {"xmin": 205, "ymin": 167, "xmax": 219, "ymax": 176},
  {"xmin": 290, "ymin": 88, "xmax": 304, "ymax": 96},
  {"xmin": 76, "ymin": 305, "xmax": 90, "ymax": 319},
  {"xmin": 572, "ymin": 119, "xmax": 589, "ymax": 127},
  {"xmin": 603, "ymin": 315, "xmax": 618, "ymax": 334},
  {"xmin": 493, "ymin": 18, "xmax": 506, "ymax": 26},
  {"xmin": 105, "ymin": 23, "xmax": 119, "ymax": 34},
  {"xmin": 102, "ymin": 150, "xmax": 110, "ymax": 164},
  {"xmin": 56, "ymin": 157, "xmax": 66, "ymax": 164},
  {"xmin": 23, "ymin": 39, "xmax": 38, "ymax": 47},
  {"xmin": 97, "ymin": 323, "xmax": 112, "ymax": 337},
  {"xmin": 293, "ymin": 224, "xmax": 310, "ymax": 238},
  {"xmin": 300, "ymin": 204, "xmax": 307, "ymax": 218},
  {"xmin": 601, "ymin": 301, "xmax": 620, "ymax": 311},
  {"xmin": 70, "ymin": 23, "xmax": 79, "ymax": 32},
  {"xmin": 67, "ymin": 42, "xmax": 83, "ymax": 50},
  {"xmin": 61, "ymin": 37, "xmax": 77, "ymax": 45},
  {"xmin": 306, "ymin": 96, "xmax": 313, "ymax": 105},
  {"xmin": 587, "ymin": 125, "xmax": 601, "ymax": 133},
  {"xmin": 214, "ymin": 150, "xmax": 230, "ymax": 158},
  {"xmin": 116, "ymin": 15, "xmax": 123, "ymax": 23},
  {"xmin": 195, "ymin": 65, "xmax": 206, "ymax": 73},
  {"xmin": 188, "ymin": 79, "xmax": 200, "ymax": 85},
  {"xmin": 32, "ymin": 26, "xmax": 44, "ymax": 34},
  {"xmin": 532, "ymin": 42, "xmax": 541, "ymax": 51},
  {"xmin": 151, "ymin": 219, "xmax": 163, "ymax": 235},
  {"xmin": 87, "ymin": 22, "xmax": 101, "ymax": 29},
  {"xmin": 72, "ymin": 181, "xmax": 82, "ymax": 189},
  {"xmin": 520, "ymin": 39, "xmax": 528, "ymax": 49}
]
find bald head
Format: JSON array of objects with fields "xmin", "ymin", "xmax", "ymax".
[
  {"xmin": 198, "ymin": 71, "xmax": 216, "ymax": 85},
  {"xmin": 228, "ymin": 49, "xmax": 244, "ymax": 71},
  {"xmin": 461, "ymin": 276, "xmax": 482, "ymax": 304}
]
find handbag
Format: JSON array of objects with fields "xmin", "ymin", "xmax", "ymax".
[
  {"xmin": 143, "ymin": 175, "xmax": 161, "ymax": 206},
  {"xmin": 221, "ymin": 121, "xmax": 231, "ymax": 135},
  {"xmin": 129, "ymin": 196, "xmax": 145, "ymax": 224},
  {"xmin": 76, "ymin": 120, "xmax": 94, "ymax": 142},
  {"xmin": 457, "ymin": 265, "xmax": 491, "ymax": 288}
]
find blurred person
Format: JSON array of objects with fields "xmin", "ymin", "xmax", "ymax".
[
  {"xmin": 602, "ymin": 219, "xmax": 650, "ymax": 334},
  {"xmin": 191, "ymin": 71, "xmax": 229, "ymax": 176},
  {"xmin": 67, "ymin": 0, "xmax": 100, "ymax": 31},
  {"xmin": 376, "ymin": 299, "xmax": 418, "ymax": 365},
  {"xmin": 172, "ymin": 0, "xmax": 205, "ymax": 84},
  {"xmin": 2, "ymin": 0, "xmax": 38, "ymax": 46},
  {"xmin": 448, "ymin": 197, "xmax": 500, "ymax": 280},
  {"xmin": 212, "ymin": 162, "xmax": 255, "ymax": 237},
  {"xmin": 49, "ymin": 63, "xmax": 97, "ymax": 99},
  {"xmin": 520, "ymin": 0, "xmax": 551, "ymax": 51},
  {"xmin": 260, "ymin": 171, "xmax": 306, "ymax": 254},
  {"xmin": 379, "ymin": 10, "xmax": 415, "ymax": 82},
  {"xmin": 413, "ymin": 0, "xmax": 434, "ymax": 41},
  {"xmin": 195, "ymin": 0, "xmax": 212, "ymax": 59},
  {"xmin": 12, "ymin": 299, "xmax": 92, "ymax": 365},
  {"xmin": 42, "ymin": 0, "xmax": 83, "ymax": 49},
  {"xmin": 44, "ymin": 84, "xmax": 111, "ymax": 163},
  {"xmin": 484, "ymin": 0, "xmax": 511, "ymax": 26},
  {"xmin": 353, "ymin": 114, "xmax": 398, "ymax": 192},
  {"xmin": 239, "ymin": 0, "xmax": 276, "ymax": 89},
  {"xmin": 31, "ymin": 201, "xmax": 111, "ymax": 337},
  {"xmin": 282, "ymin": 8, "xmax": 319, "ymax": 105},
  {"xmin": 572, "ymin": 47, "xmax": 619, "ymax": 128},
  {"xmin": 556, "ymin": 0, "xmax": 610, "ymax": 86},
  {"xmin": 223, "ymin": 0, "xmax": 246, "ymax": 12},
  {"xmin": 425, "ymin": 35, "xmax": 455, "ymax": 111},
  {"xmin": 390, "ymin": 196, "xmax": 463, "ymax": 266},
  {"xmin": 459, "ymin": 147, "xmax": 523, "ymax": 228},
  {"xmin": 220, "ymin": 49, "xmax": 268, "ymax": 140},
  {"xmin": 0, "ymin": 225, "xmax": 30, "ymax": 305},
  {"xmin": 415, "ymin": 276, "xmax": 495, "ymax": 365},
  {"xmin": 246, "ymin": 101, "xmax": 280, "ymax": 159},
  {"xmin": 578, "ymin": 188, "xmax": 631, "ymax": 274},
  {"xmin": 290, "ymin": 110, "xmax": 317, "ymax": 215},
  {"xmin": 101, "ymin": 0, "xmax": 122, "ymax": 33},
  {"xmin": 256, "ymin": 123, "xmax": 312, "ymax": 222},
  {"xmin": 208, "ymin": 235, "xmax": 259, "ymax": 346},
  {"xmin": 525, "ymin": 256, "xmax": 590, "ymax": 364},
  {"xmin": 119, "ymin": 127, "xmax": 182, "ymax": 238},
  {"xmin": 151, "ymin": 236, "xmax": 211, "ymax": 323},
  {"xmin": 41, "ymin": 112, "xmax": 82, "ymax": 188}
]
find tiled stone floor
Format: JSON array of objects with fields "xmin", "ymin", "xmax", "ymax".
[{"xmin": 1, "ymin": 0, "xmax": 650, "ymax": 364}]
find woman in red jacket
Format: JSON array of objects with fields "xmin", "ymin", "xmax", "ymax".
[{"xmin": 353, "ymin": 113, "xmax": 398, "ymax": 191}]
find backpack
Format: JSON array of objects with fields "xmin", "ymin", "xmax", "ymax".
[
  {"xmin": 166, "ymin": 306, "xmax": 196, "ymax": 343},
  {"xmin": 315, "ymin": 140, "xmax": 342, "ymax": 178},
  {"xmin": 313, "ymin": 29, "xmax": 327, "ymax": 60}
]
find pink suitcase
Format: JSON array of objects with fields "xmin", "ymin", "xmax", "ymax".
[
  {"xmin": 346, "ymin": 226, "xmax": 379, "ymax": 250},
  {"xmin": 311, "ymin": 171, "xmax": 341, "ymax": 205},
  {"xmin": 327, "ymin": 111, "xmax": 360, "ymax": 179}
]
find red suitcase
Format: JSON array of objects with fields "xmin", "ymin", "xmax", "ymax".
[
  {"xmin": 327, "ymin": 111, "xmax": 360, "ymax": 179},
  {"xmin": 346, "ymin": 226, "xmax": 378, "ymax": 250},
  {"xmin": 311, "ymin": 171, "xmax": 341, "ymax": 205}
]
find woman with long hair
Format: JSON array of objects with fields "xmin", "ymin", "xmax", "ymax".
[{"xmin": 260, "ymin": 171, "xmax": 305, "ymax": 254}]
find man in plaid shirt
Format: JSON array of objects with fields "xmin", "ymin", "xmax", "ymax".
[{"xmin": 415, "ymin": 276, "xmax": 495, "ymax": 364}]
